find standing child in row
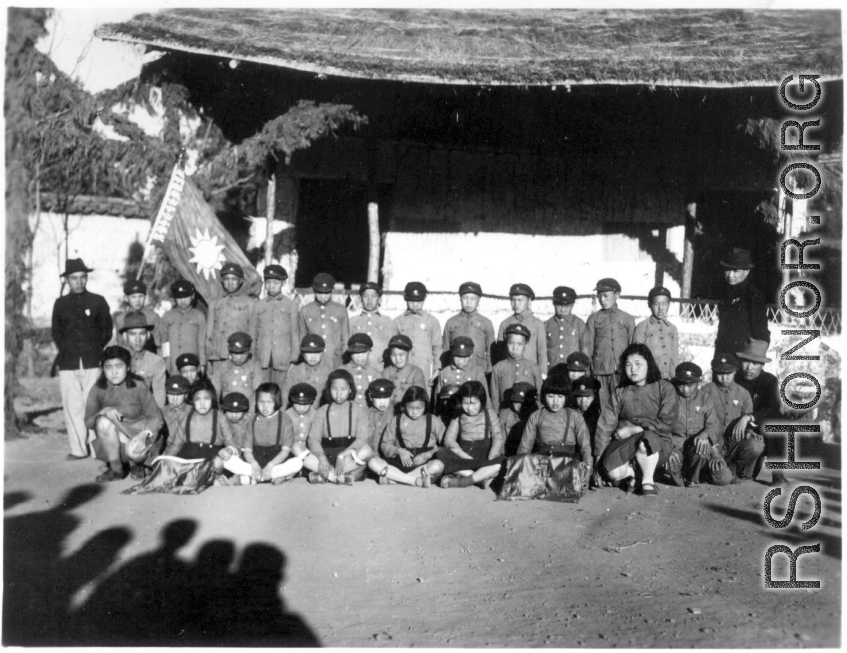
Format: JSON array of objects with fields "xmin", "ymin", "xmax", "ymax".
[
  {"xmin": 545, "ymin": 286, "xmax": 590, "ymax": 370},
  {"xmin": 206, "ymin": 262, "xmax": 256, "ymax": 376},
  {"xmin": 281, "ymin": 335, "xmax": 333, "ymax": 410},
  {"xmin": 497, "ymin": 284, "xmax": 547, "ymax": 374},
  {"xmin": 349, "ymin": 282, "xmax": 394, "ymax": 369},
  {"xmin": 586, "ymin": 278, "xmax": 635, "ymax": 409},
  {"xmin": 433, "ymin": 336, "xmax": 487, "ymax": 410},
  {"xmin": 380, "ymin": 335, "xmax": 427, "ymax": 405},
  {"xmin": 120, "ymin": 312, "xmax": 167, "ymax": 409},
  {"xmin": 633, "ymin": 286, "xmax": 679, "ymax": 380},
  {"xmin": 255, "ymin": 264, "xmax": 300, "ymax": 386},
  {"xmin": 161, "ymin": 279, "xmax": 206, "ymax": 375},
  {"xmin": 490, "ymin": 323, "xmax": 543, "ymax": 420},
  {"xmin": 299, "ymin": 273, "xmax": 349, "ymax": 369},
  {"xmin": 209, "ymin": 332, "xmax": 263, "ymax": 406},
  {"xmin": 442, "ymin": 282, "xmax": 496, "ymax": 374},
  {"xmin": 111, "ymin": 279, "xmax": 161, "ymax": 353},
  {"xmin": 287, "ymin": 383, "xmax": 319, "ymax": 449},
  {"xmin": 342, "ymin": 334, "xmax": 381, "ymax": 410},
  {"xmin": 394, "ymin": 282, "xmax": 442, "ymax": 379}
]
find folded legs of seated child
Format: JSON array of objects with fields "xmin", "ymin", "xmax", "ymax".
[{"xmin": 224, "ymin": 447, "xmax": 307, "ymax": 485}]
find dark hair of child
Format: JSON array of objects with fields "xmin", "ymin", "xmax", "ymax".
[
  {"xmin": 326, "ymin": 368, "xmax": 356, "ymax": 401},
  {"xmin": 255, "ymin": 382, "xmax": 283, "ymax": 412},
  {"xmin": 401, "ymin": 385, "xmax": 430, "ymax": 407},
  {"xmin": 541, "ymin": 374, "xmax": 570, "ymax": 398},
  {"xmin": 95, "ymin": 345, "xmax": 142, "ymax": 389},
  {"xmin": 617, "ymin": 343, "xmax": 663, "ymax": 387},
  {"xmin": 456, "ymin": 380, "xmax": 487, "ymax": 409},
  {"xmin": 188, "ymin": 377, "xmax": 219, "ymax": 409}
]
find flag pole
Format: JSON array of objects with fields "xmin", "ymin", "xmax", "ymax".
[{"xmin": 136, "ymin": 150, "xmax": 187, "ymax": 281}]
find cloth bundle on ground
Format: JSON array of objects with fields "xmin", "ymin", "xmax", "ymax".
[
  {"xmin": 497, "ymin": 454, "xmax": 590, "ymax": 503},
  {"xmin": 122, "ymin": 456, "xmax": 218, "ymax": 495}
]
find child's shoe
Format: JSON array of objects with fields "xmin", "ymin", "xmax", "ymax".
[
  {"xmin": 308, "ymin": 472, "xmax": 326, "ymax": 484},
  {"xmin": 341, "ymin": 474, "xmax": 355, "ymax": 486},
  {"xmin": 129, "ymin": 463, "xmax": 146, "ymax": 480}
]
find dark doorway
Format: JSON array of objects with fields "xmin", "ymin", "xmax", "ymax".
[{"xmin": 295, "ymin": 179, "xmax": 392, "ymax": 288}]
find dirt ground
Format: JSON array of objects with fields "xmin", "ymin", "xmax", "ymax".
[{"xmin": 3, "ymin": 416, "xmax": 841, "ymax": 648}]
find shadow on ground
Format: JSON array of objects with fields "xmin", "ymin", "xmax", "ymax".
[{"xmin": 3, "ymin": 484, "xmax": 319, "ymax": 647}]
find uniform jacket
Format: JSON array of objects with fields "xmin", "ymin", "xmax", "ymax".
[
  {"xmin": 497, "ymin": 310, "xmax": 548, "ymax": 374},
  {"xmin": 379, "ymin": 364, "xmax": 427, "ymax": 405},
  {"xmin": 163, "ymin": 402, "xmax": 192, "ymax": 444},
  {"xmin": 633, "ymin": 316, "xmax": 679, "ymax": 380},
  {"xmin": 130, "ymin": 350, "xmax": 167, "ymax": 409},
  {"xmin": 545, "ymin": 314, "xmax": 591, "ymax": 368},
  {"xmin": 299, "ymin": 300, "xmax": 349, "ymax": 369},
  {"xmin": 52, "ymin": 290, "xmax": 113, "ymax": 370},
  {"xmin": 161, "ymin": 306, "xmax": 206, "ymax": 373},
  {"xmin": 671, "ymin": 387, "xmax": 721, "ymax": 445},
  {"xmin": 206, "ymin": 289, "xmax": 256, "ymax": 362},
  {"xmin": 255, "ymin": 293, "xmax": 300, "ymax": 371},
  {"xmin": 210, "ymin": 359, "xmax": 264, "ymax": 404},
  {"xmin": 349, "ymin": 310, "xmax": 394, "ymax": 369},
  {"xmin": 393, "ymin": 309, "xmax": 443, "ymax": 378},
  {"xmin": 281, "ymin": 360, "xmax": 334, "ymax": 410},
  {"xmin": 342, "ymin": 361, "xmax": 382, "ymax": 411},
  {"xmin": 286, "ymin": 406, "xmax": 316, "ymax": 446},
  {"xmin": 433, "ymin": 361, "xmax": 488, "ymax": 402},
  {"xmin": 585, "ymin": 306, "xmax": 635, "ymax": 376},
  {"xmin": 489, "ymin": 357, "xmax": 543, "ymax": 414},
  {"xmin": 701, "ymin": 381, "xmax": 754, "ymax": 437},
  {"xmin": 442, "ymin": 310, "xmax": 496, "ymax": 373}
]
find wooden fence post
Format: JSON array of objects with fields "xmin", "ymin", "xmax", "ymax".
[{"xmin": 367, "ymin": 202, "xmax": 379, "ymax": 283}]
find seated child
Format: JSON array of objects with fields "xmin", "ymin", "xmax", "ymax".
[
  {"xmin": 433, "ymin": 336, "xmax": 487, "ymax": 412},
  {"xmin": 366, "ymin": 378, "xmax": 395, "ymax": 452},
  {"xmin": 281, "ymin": 334, "xmax": 334, "ymax": 410},
  {"xmin": 369, "ymin": 386, "xmax": 445, "ymax": 488},
  {"xmin": 342, "ymin": 333, "xmax": 382, "ymax": 411},
  {"xmin": 438, "ymin": 381, "xmax": 507, "ymax": 489},
  {"xmin": 569, "ymin": 376, "xmax": 602, "ymax": 454},
  {"xmin": 163, "ymin": 375, "xmax": 192, "ymax": 452},
  {"xmin": 436, "ymin": 383, "xmax": 461, "ymax": 428},
  {"xmin": 302, "ymin": 370, "xmax": 374, "ymax": 484},
  {"xmin": 84, "ymin": 346, "xmax": 164, "ymax": 482},
  {"xmin": 220, "ymin": 392, "xmax": 252, "ymax": 459},
  {"xmin": 379, "ymin": 335, "xmax": 427, "ymax": 405},
  {"xmin": 120, "ymin": 312, "xmax": 167, "ymax": 409},
  {"xmin": 209, "ymin": 332, "xmax": 263, "ymax": 406},
  {"xmin": 501, "ymin": 382, "xmax": 538, "ymax": 457},
  {"xmin": 176, "ymin": 353, "xmax": 202, "ymax": 385},
  {"xmin": 286, "ymin": 383, "xmax": 318, "ymax": 449}
]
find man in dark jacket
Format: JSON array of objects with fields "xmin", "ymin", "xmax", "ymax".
[
  {"xmin": 714, "ymin": 247, "xmax": 770, "ymax": 357},
  {"xmin": 51, "ymin": 259, "xmax": 112, "ymax": 459}
]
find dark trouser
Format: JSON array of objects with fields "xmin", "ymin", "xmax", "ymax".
[
  {"xmin": 724, "ymin": 437, "xmax": 765, "ymax": 481},
  {"xmin": 264, "ymin": 367, "xmax": 287, "ymax": 387},
  {"xmin": 681, "ymin": 440, "xmax": 733, "ymax": 486}
]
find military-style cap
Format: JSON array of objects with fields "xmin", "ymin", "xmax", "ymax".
[
  {"xmin": 595, "ymin": 278, "xmax": 622, "ymax": 293},
  {"xmin": 572, "ymin": 377, "xmax": 601, "ymax": 397},
  {"xmin": 674, "ymin": 362, "xmax": 702, "ymax": 383},
  {"xmin": 711, "ymin": 354, "xmax": 740, "ymax": 373},
  {"xmin": 450, "ymin": 336, "xmax": 474, "ymax": 356},
  {"xmin": 227, "ymin": 332, "xmax": 252, "ymax": 353},
  {"xmin": 290, "ymin": 383, "xmax": 317, "ymax": 405},
  {"xmin": 221, "ymin": 392, "xmax": 249, "ymax": 412},
  {"xmin": 368, "ymin": 378, "xmax": 395, "ymax": 399},
  {"xmin": 176, "ymin": 353, "xmax": 200, "ymax": 369},
  {"xmin": 510, "ymin": 382, "xmax": 537, "ymax": 403},
  {"xmin": 170, "ymin": 279, "xmax": 195, "ymax": 298},
  {"xmin": 504, "ymin": 323, "xmax": 531, "ymax": 341},
  {"xmin": 220, "ymin": 262, "xmax": 244, "ymax": 278},
  {"xmin": 566, "ymin": 351, "xmax": 591, "ymax": 372},
  {"xmin": 552, "ymin": 286, "xmax": 577, "ymax": 305},
  {"xmin": 348, "ymin": 333, "xmax": 374, "ymax": 353},
  {"xmin": 166, "ymin": 375, "xmax": 191, "ymax": 394},
  {"xmin": 459, "ymin": 281, "xmax": 483, "ymax": 296},
  {"xmin": 300, "ymin": 334, "xmax": 326, "ymax": 353},
  {"xmin": 404, "ymin": 281, "xmax": 427, "ymax": 301},
  {"xmin": 509, "ymin": 283, "xmax": 535, "ymax": 300},
  {"xmin": 123, "ymin": 279, "xmax": 147, "ymax": 296},
  {"xmin": 648, "ymin": 286, "xmax": 672, "ymax": 300},
  {"xmin": 263, "ymin": 264, "xmax": 288, "ymax": 281},
  {"xmin": 119, "ymin": 312, "xmax": 155, "ymax": 333},
  {"xmin": 388, "ymin": 334, "xmax": 413, "ymax": 351},
  {"xmin": 312, "ymin": 272, "xmax": 335, "ymax": 293},
  {"xmin": 438, "ymin": 383, "xmax": 461, "ymax": 401},
  {"xmin": 359, "ymin": 281, "xmax": 381, "ymax": 295}
]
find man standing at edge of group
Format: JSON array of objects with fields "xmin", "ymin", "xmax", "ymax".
[
  {"xmin": 51, "ymin": 258, "xmax": 113, "ymax": 460},
  {"xmin": 714, "ymin": 246, "xmax": 770, "ymax": 358}
]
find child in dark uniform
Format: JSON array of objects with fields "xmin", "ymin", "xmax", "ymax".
[
  {"xmin": 501, "ymin": 382, "xmax": 538, "ymax": 456},
  {"xmin": 287, "ymin": 383, "xmax": 318, "ymax": 449},
  {"xmin": 163, "ymin": 375, "xmax": 192, "ymax": 454},
  {"xmin": 570, "ymin": 376, "xmax": 602, "ymax": 455},
  {"xmin": 436, "ymin": 383, "xmax": 461, "ymax": 428},
  {"xmin": 366, "ymin": 378, "xmax": 395, "ymax": 452},
  {"xmin": 176, "ymin": 353, "xmax": 202, "ymax": 385}
]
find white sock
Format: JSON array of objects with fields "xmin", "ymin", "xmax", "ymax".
[{"xmin": 635, "ymin": 451, "xmax": 659, "ymax": 485}]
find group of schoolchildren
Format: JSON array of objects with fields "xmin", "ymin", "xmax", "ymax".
[{"xmin": 86, "ymin": 261, "xmax": 783, "ymax": 496}]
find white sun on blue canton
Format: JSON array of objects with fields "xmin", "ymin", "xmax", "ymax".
[{"xmin": 188, "ymin": 228, "xmax": 227, "ymax": 279}]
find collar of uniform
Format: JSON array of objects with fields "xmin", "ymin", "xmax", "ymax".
[
  {"xmin": 360, "ymin": 309, "xmax": 382, "ymax": 317},
  {"xmin": 460, "ymin": 310, "xmax": 477, "ymax": 318},
  {"xmin": 601, "ymin": 306, "xmax": 620, "ymax": 314},
  {"xmin": 514, "ymin": 308, "xmax": 532, "ymax": 320},
  {"xmin": 265, "ymin": 293, "xmax": 285, "ymax": 301},
  {"xmin": 131, "ymin": 350, "xmax": 146, "ymax": 363},
  {"xmin": 508, "ymin": 356, "xmax": 525, "ymax": 366},
  {"xmin": 649, "ymin": 315, "xmax": 671, "ymax": 327},
  {"xmin": 552, "ymin": 314, "xmax": 572, "ymax": 323},
  {"xmin": 404, "ymin": 309, "xmax": 426, "ymax": 317}
]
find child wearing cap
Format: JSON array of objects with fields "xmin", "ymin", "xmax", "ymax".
[
  {"xmin": 665, "ymin": 363, "xmax": 729, "ymax": 487},
  {"xmin": 433, "ymin": 336, "xmax": 487, "ymax": 413},
  {"xmin": 281, "ymin": 335, "xmax": 334, "ymax": 410},
  {"xmin": 435, "ymin": 383, "xmax": 461, "ymax": 428},
  {"xmin": 349, "ymin": 282, "xmax": 394, "ymax": 369},
  {"xmin": 442, "ymin": 282, "xmax": 496, "ymax": 374},
  {"xmin": 120, "ymin": 312, "xmax": 167, "ymax": 409},
  {"xmin": 176, "ymin": 353, "xmax": 202, "ymax": 386},
  {"xmin": 111, "ymin": 279, "xmax": 162, "ymax": 354},
  {"xmin": 161, "ymin": 279, "xmax": 206, "ymax": 376},
  {"xmin": 255, "ymin": 265, "xmax": 300, "ymax": 387},
  {"xmin": 379, "ymin": 335, "xmax": 427, "ymax": 405},
  {"xmin": 220, "ymin": 391, "xmax": 253, "ymax": 459},
  {"xmin": 545, "ymin": 286, "xmax": 590, "ymax": 369},
  {"xmin": 342, "ymin": 334, "xmax": 382, "ymax": 411},
  {"xmin": 163, "ymin": 374, "xmax": 193, "ymax": 450},
  {"xmin": 490, "ymin": 323, "xmax": 543, "ymax": 417},
  {"xmin": 393, "ymin": 281, "xmax": 443, "ymax": 379},
  {"xmin": 633, "ymin": 286, "xmax": 679, "ymax": 380},
  {"xmin": 570, "ymin": 377, "xmax": 602, "ymax": 454},
  {"xmin": 205, "ymin": 262, "xmax": 256, "ymax": 376},
  {"xmin": 701, "ymin": 354, "xmax": 758, "ymax": 483},
  {"xmin": 501, "ymin": 382, "xmax": 537, "ymax": 456},
  {"xmin": 497, "ymin": 284, "xmax": 548, "ymax": 374},
  {"xmin": 286, "ymin": 383, "xmax": 319, "ymax": 450},
  {"xmin": 586, "ymin": 277, "xmax": 635, "ymax": 409},
  {"xmin": 299, "ymin": 273, "xmax": 349, "ymax": 369},
  {"xmin": 209, "ymin": 332, "xmax": 264, "ymax": 406},
  {"xmin": 561, "ymin": 352, "xmax": 591, "ymax": 392},
  {"xmin": 366, "ymin": 378, "xmax": 396, "ymax": 452}
]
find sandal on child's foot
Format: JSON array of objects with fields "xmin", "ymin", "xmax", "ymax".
[
  {"xmin": 129, "ymin": 463, "xmax": 145, "ymax": 480},
  {"xmin": 624, "ymin": 477, "xmax": 636, "ymax": 495},
  {"xmin": 378, "ymin": 468, "xmax": 390, "ymax": 485},
  {"xmin": 308, "ymin": 472, "xmax": 326, "ymax": 484},
  {"xmin": 419, "ymin": 469, "xmax": 432, "ymax": 488},
  {"xmin": 641, "ymin": 483, "xmax": 659, "ymax": 496},
  {"xmin": 341, "ymin": 474, "xmax": 355, "ymax": 486},
  {"xmin": 440, "ymin": 474, "xmax": 464, "ymax": 489},
  {"xmin": 96, "ymin": 468, "xmax": 124, "ymax": 483}
]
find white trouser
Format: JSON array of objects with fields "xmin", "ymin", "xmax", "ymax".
[{"xmin": 59, "ymin": 366, "xmax": 100, "ymax": 457}]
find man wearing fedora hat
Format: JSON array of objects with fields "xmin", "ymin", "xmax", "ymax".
[
  {"xmin": 120, "ymin": 312, "xmax": 167, "ymax": 409},
  {"xmin": 51, "ymin": 258, "xmax": 113, "ymax": 460},
  {"xmin": 714, "ymin": 247, "xmax": 770, "ymax": 358}
]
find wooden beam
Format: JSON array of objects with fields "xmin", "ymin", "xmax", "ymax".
[
  {"xmin": 265, "ymin": 171, "xmax": 276, "ymax": 266},
  {"xmin": 367, "ymin": 202, "xmax": 380, "ymax": 283},
  {"xmin": 682, "ymin": 202, "xmax": 696, "ymax": 299}
]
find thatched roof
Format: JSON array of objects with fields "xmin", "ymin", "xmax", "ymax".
[{"xmin": 96, "ymin": 9, "xmax": 841, "ymax": 88}]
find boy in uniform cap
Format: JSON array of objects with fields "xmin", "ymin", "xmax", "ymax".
[
  {"xmin": 205, "ymin": 262, "xmax": 256, "ymax": 376},
  {"xmin": 714, "ymin": 247, "xmax": 770, "ymax": 358},
  {"xmin": 566, "ymin": 351, "xmax": 591, "ymax": 383},
  {"xmin": 366, "ymin": 378, "xmax": 396, "ymax": 451},
  {"xmin": 111, "ymin": 279, "xmax": 162, "ymax": 353},
  {"xmin": 209, "ymin": 332, "xmax": 263, "ymax": 406},
  {"xmin": 702, "ymin": 353, "xmax": 759, "ymax": 483},
  {"xmin": 287, "ymin": 383, "xmax": 319, "ymax": 449},
  {"xmin": 349, "ymin": 282, "xmax": 394, "ymax": 369},
  {"xmin": 342, "ymin": 333, "xmax": 382, "ymax": 410},
  {"xmin": 586, "ymin": 277, "xmax": 635, "ymax": 408},
  {"xmin": 255, "ymin": 264, "xmax": 300, "ymax": 386},
  {"xmin": 570, "ymin": 377, "xmax": 602, "ymax": 453},
  {"xmin": 433, "ymin": 336, "xmax": 487, "ymax": 412},
  {"xmin": 393, "ymin": 281, "xmax": 443, "ymax": 379},
  {"xmin": 633, "ymin": 286, "xmax": 679, "ymax": 380},
  {"xmin": 501, "ymin": 381, "xmax": 538, "ymax": 456},
  {"xmin": 442, "ymin": 281, "xmax": 496, "ymax": 374},
  {"xmin": 435, "ymin": 383, "xmax": 461, "ymax": 427},
  {"xmin": 545, "ymin": 286, "xmax": 590, "ymax": 369},
  {"xmin": 299, "ymin": 272, "xmax": 349, "ymax": 369},
  {"xmin": 176, "ymin": 353, "xmax": 201, "ymax": 385},
  {"xmin": 163, "ymin": 375, "xmax": 192, "ymax": 450},
  {"xmin": 220, "ymin": 391, "xmax": 252, "ymax": 452},
  {"xmin": 281, "ymin": 335, "xmax": 333, "ymax": 410},
  {"xmin": 490, "ymin": 323, "xmax": 543, "ymax": 422},
  {"xmin": 497, "ymin": 283, "xmax": 548, "ymax": 374},
  {"xmin": 120, "ymin": 312, "xmax": 167, "ymax": 409},
  {"xmin": 161, "ymin": 279, "xmax": 206, "ymax": 375},
  {"xmin": 665, "ymin": 362, "xmax": 729, "ymax": 487},
  {"xmin": 380, "ymin": 334, "xmax": 427, "ymax": 405}
]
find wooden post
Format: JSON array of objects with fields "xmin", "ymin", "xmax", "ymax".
[
  {"xmin": 265, "ymin": 171, "xmax": 276, "ymax": 266},
  {"xmin": 367, "ymin": 202, "xmax": 379, "ymax": 283},
  {"xmin": 682, "ymin": 202, "xmax": 696, "ymax": 300}
]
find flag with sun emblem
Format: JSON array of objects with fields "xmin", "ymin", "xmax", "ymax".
[{"xmin": 142, "ymin": 164, "xmax": 263, "ymax": 301}]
